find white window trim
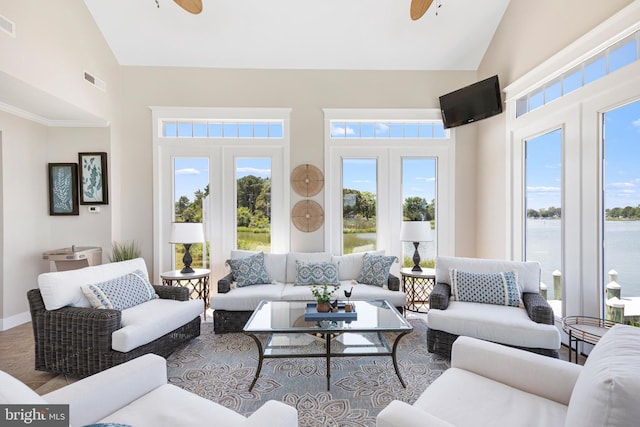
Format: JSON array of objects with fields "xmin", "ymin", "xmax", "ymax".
[
  {"xmin": 152, "ymin": 107, "xmax": 291, "ymax": 282},
  {"xmin": 504, "ymin": 1, "xmax": 640, "ymax": 319},
  {"xmin": 323, "ymin": 108, "xmax": 455, "ymax": 276}
]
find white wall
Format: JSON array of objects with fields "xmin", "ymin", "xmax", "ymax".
[
  {"xmin": 0, "ymin": 112, "xmax": 50, "ymax": 327},
  {"xmin": 120, "ymin": 68, "xmax": 480, "ymax": 269}
]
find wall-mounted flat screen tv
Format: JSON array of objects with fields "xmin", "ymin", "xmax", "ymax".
[{"xmin": 439, "ymin": 75, "xmax": 503, "ymax": 129}]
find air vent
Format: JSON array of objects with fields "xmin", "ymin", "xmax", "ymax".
[
  {"xmin": 0, "ymin": 15, "xmax": 16, "ymax": 37},
  {"xmin": 83, "ymin": 71, "xmax": 106, "ymax": 92}
]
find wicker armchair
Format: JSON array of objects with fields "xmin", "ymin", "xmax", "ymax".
[
  {"xmin": 27, "ymin": 285, "xmax": 201, "ymax": 377},
  {"xmin": 426, "ymin": 256, "xmax": 560, "ymax": 359}
]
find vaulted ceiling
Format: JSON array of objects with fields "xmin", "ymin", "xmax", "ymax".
[{"xmin": 84, "ymin": 0, "xmax": 511, "ymax": 70}]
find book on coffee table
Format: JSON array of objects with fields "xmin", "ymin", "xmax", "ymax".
[{"xmin": 304, "ymin": 302, "xmax": 357, "ymax": 322}]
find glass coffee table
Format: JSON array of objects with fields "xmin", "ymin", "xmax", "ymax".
[{"xmin": 243, "ymin": 299, "xmax": 413, "ymax": 391}]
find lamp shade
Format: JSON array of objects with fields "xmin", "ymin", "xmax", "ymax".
[
  {"xmin": 169, "ymin": 222, "xmax": 204, "ymax": 244},
  {"xmin": 399, "ymin": 221, "xmax": 432, "ymax": 242}
]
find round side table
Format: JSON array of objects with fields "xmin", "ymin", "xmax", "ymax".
[
  {"xmin": 400, "ymin": 267, "xmax": 436, "ymax": 313},
  {"xmin": 161, "ymin": 268, "xmax": 211, "ymax": 319},
  {"xmin": 561, "ymin": 316, "xmax": 617, "ymax": 363}
]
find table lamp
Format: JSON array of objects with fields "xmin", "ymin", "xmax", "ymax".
[
  {"xmin": 400, "ymin": 221, "xmax": 432, "ymax": 272},
  {"xmin": 169, "ymin": 222, "xmax": 204, "ymax": 273}
]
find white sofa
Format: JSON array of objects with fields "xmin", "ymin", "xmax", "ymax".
[
  {"xmin": 377, "ymin": 324, "xmax": 640, "ymax": 427},
  {"xmin": 211, "ymin": 250, "xmax": 406, "ymax": 333},
  {"xmin": 427, "ymin": 256, "xmax": 561, "ymax": 358},
  {"xmin": 28, "ymin": 258, "xmax": 203, "ymax": 376},
  {"xmin": 0, "ymin": 354, "xmax": 298, "ymax": 427}
]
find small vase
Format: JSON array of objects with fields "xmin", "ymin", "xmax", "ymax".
[{"xmin": 316, "ymin": 302, "xmax": 331, "ymax": 313}]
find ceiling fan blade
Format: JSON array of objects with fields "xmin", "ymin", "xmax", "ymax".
[
  {"xmin": 410, "ymin": 0, "xmax": 434, "ymax": 20},
  {"xmin": 173, "ymin": 0, "xmax": 203, "ymax": 14}
]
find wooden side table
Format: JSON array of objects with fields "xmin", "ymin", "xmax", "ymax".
[
  {"xmin": 400, "ymin": 268, "xmax": 436, "ymax": 313},
  {"xmin": 161, "ymin": 268, "xmax": 211, "ymax": 319}
]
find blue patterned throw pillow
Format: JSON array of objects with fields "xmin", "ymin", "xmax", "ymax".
[
  {"xmin": 357, "ymin": 253, "xmax": 396, "ymax": 287},
  {"xmin": 81, "ymin": 270, "xmax": 159, "ymax": 310},
  {"xmin": 226, "ymin": 252, "xmax": 271, "ymax": 287},
  {"xmin": 295, "ymin": 261, "xmax": 339, "ymax": 286},
  {"xmin": 450, "ymin": 269, "xmax": 522, "ymax": 307}
]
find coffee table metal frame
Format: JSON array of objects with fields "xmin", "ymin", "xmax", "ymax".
[{"xmin": 243, "ymin": 299, "xmax": 413, "ymax": 391}]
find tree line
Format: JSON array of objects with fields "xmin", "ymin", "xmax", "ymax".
[
  {"xmin": 527, "ymin": 205, "xmax": 640, "ymax": 220},
  {"xmin": 176, "ymin": 180, "xmax": 436, "ymax": 227}
]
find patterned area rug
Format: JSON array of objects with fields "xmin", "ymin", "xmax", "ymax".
[{"xmin": 166, "ymin": 318, "xmax": 449, "ymax": 426}]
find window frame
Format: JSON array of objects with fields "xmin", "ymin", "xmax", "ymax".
[
  {"xmin": 152, "ymin": 107, "xmax": 291, "ymax": 282},
  {"xmin": 323, "ymin": 108, "xmax": 455, "ymax": 277}
]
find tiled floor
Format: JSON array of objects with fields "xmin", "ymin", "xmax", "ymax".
[{"xmin": 0, "ymin": 310, "xmax": 583, "ymax": 394}]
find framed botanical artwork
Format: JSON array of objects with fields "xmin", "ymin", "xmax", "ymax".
[
  {"xmin": 79, "ymin": 152, "xmax": 109, "ymax": 205},
  {"xmin": 48, "ymin": 163, "xmax": 79, "ymax": 215}
]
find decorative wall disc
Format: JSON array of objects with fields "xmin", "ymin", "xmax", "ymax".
[
  {"xmin": 291, "ymin": 164, "xmax": 324, "ymax": 197},
  {"xmin": 291, "ymin": 200, "xmax": 324, "ymax": 232}
]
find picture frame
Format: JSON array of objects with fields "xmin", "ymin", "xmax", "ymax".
[
  {"xmin": 48, "ymin": 163, "xmax": 79, "ymax": 216},
  {"xmin": 78, "ymin": 152, "xmax": 109, "ymax": 205}
]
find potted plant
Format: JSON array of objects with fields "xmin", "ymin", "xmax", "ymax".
[{"xmin": 311, "ymin": 283, "xmax": 339, "ymax": 313}]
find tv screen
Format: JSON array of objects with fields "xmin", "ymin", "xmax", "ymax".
[{"xmin": 439, "ymin": 75, "xmax": 503, "ymax": 129}]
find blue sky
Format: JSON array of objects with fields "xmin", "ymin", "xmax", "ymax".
[{"xmin": 526, "ymin": 99, "xmax": 640, "ymax": 210}]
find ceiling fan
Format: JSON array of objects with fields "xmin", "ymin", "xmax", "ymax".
[
  {"xmin": 173, "ymin": 0, "xmax": 202, "ymax": 14},
  {"xmin": 410, "ymin": 0, "xmax": 441, "ymax": 20}
]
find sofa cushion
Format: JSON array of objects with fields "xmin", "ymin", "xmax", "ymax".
[
  {"xmin": 286, "ymin": 252, "xmax": 331, "ymax": 283},
  {"xmin": 0, "ymin": 371, "xmax": 48, "ymax": 404},
  {"xmin": 295, "ymin": 261, "xmax": 339, "ymax": 285},
  {"xmin": 81, "ymin": 270, "xmax": 159, "ymax": 310},
  {"xmin": 231, "ymin": 250, "xmax": 287, "ymax": 283},
  {"xmin": 427, "ymin": 301, "xmax": 560, "ymax": 350},
  {"xmin": 210, "ymin": 283, "xmax": 286, "ymax": 311},
  {"xmin": 450, "ymin": 269, "xmax": 521, "ymax": 307},
  {"xmin": 38, "ymin": 258, "xmax": 148, "ymax": 311},
  {"xmin": 112, "ymin": 299, "xmax": 202, "ymax": 352},
  {"xmin": 226, "ymin": 252, "xmax": 271, "ymax": 287},
  {"xmin": 565, "ymin": 324, "xmax": 640, "ymax": 427},
  {"xmin": 357, "ymin": 253, "xmax": 396, "ymax": 287},
  {"xmin": 435, "ymin": 256, "xmax": 541, "ymax": 294},
  {"xmin": 331, "ymin": 250, "xmax": 384, "ymax": 281}
]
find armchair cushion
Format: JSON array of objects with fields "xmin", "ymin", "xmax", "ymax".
[
  {"xmin": 436, "ymin": 256, "xmax": 541, "ymax": 293},
  {"xmin": 295, "ymin": 261, "xmax": 339, "ymax": 285},
  {"xmin": 565, "ymin": 324, "xmax": 640, "ymax": 427},
  {"xmin": 450, "ymin": 269, "xmax": 521, "ymax": 307},
  {"xmin": 0, "ymin": 371, "xmax": 48, "ymax": 404},
  {"xmin": 112, "ymin": 298, "xmax": 203, "ymax": 352},
  {"xmin": 427, "ymin": 301, "xmax": 561, "ymax": 350},
  {"xmin": 82, "ymin": 270, "xmax": 158, "ymax": 310},
  {"xmin": 357, "ymin": 253, "xmax": 396, "ymax": 287},
  {"xmin": 226, "ymin": 252, "xmax": 271, "ymax": 287}
]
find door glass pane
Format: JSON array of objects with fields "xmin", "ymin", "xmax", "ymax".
[
  {"xmin": 603, "ymin": 100, "xmax": 640, "ymax": 315},
  {"xmin": 174, "ymin": 157, "xmax": 209, "ymax": 270},
  {"xmin": 343, "ymin": 158, "xmax": 377, "ymax": 253},
  {"xmin": 525, "ymin": 129, "xmax": 562, "ymax": 314},
  {"xmin": 236, "ymin": 158, "xmax": 271, "ymax": 251},
  {"xmin": 402, "ymin": 158, "xmax": 436, "ymax": 268}
]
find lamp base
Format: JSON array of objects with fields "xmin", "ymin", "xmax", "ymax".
[
  {"xmin": 411, "ymin": 241, "xmax": 423, "ymax": 272},
  {"xmin": 180, "ymin": 243, "xmax": 195, "ymax": 274}
]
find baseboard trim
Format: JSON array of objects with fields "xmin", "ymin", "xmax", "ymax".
[{"xmin": 0, "ymin": 310, "xmax": 31, "ymax": 331}]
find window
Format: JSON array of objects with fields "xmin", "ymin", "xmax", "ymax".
[
  {"xmin": 402, "ymin": 158, "xmax": 436, "ymax": 268},
  {"xmin": 152, "ymin": 107, "xmax": 290, "ymax": 281},
  {"xmin": 342, "ymin": 158, "xmax": 377, "ymax": 253},
  {"xmin": 603, "ymin": 100, "xmax": 640, "ymax": 306},
  {"xmin": 525, "ymin": 129, "xmax": 563, "ymax": 314},
  {"xmin": 515, "ymin": 30, "xmax": 640, "ymax": 118},
  {"xmin": 324, "ymin": 109, "xmax": 454, "ymax": 268}
]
